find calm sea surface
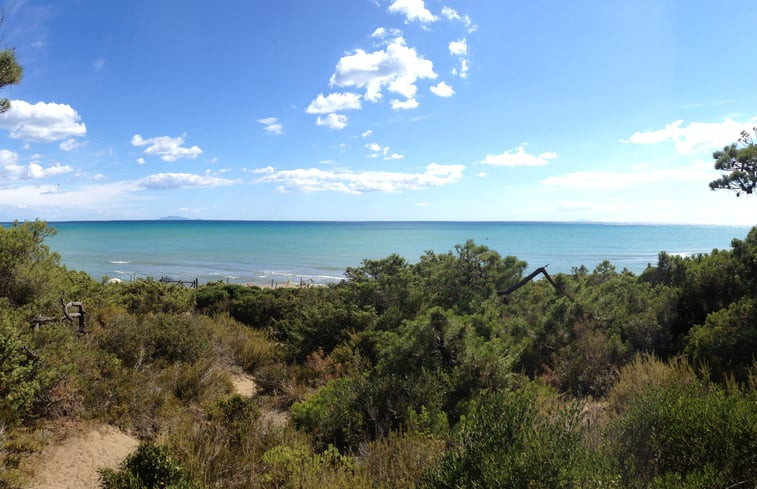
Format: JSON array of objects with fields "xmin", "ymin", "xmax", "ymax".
[{"xmin": 40, "ymin": 221, "xmax": 751, "ymax": 286}]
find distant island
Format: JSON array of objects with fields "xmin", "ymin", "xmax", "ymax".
[{"xmin": 158, "ymin": 216, "xmax": 190, "ymax": 220}]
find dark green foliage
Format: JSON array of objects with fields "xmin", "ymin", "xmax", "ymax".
[
  {"xmin": 98, "ymin": 313, "xmax": 210, "ymax": 367},
  {"xmin": 0, "ymin": 304, "xmax": 42, "ymax": 426},
  {"xmin": 0, "ymin": 47, "xmax": 22, "ymax": 113},
  {"xmin": 100, "ymin": 444, "xmax": 203, "ymax": 489},
  {"xmin": 709, "ymin": 128, "xmax": 757, "ymax": 196},
  {"xmin": 343, "ymin": 253, "xmax": 423, "ymax": 328},
  {"xmin": 416, "ymin": 240, "xmax": 526, "ymax": 314},
  {"xmin": 686, "ymin": 297, "xmax": 757, "ymax": 382},
  {"xmin": 106, "ymin": 279, "xmax": 196, "ymax": 316},
  {"xmin": 0, "ymin": 220, "xmax": 65, "ymax": 311},
  {"xmin": 420, "ymin": 386, "xmax": 592, "ymax": 489}
]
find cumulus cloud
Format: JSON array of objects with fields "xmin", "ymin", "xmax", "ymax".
[
  {"xmin": 256, "ymin": 162, "xmax": 464, "ymax": 194},
  {"xmin": 137, "ymin": 172, "xmax": 236, "ymax": 190},
  {"xmin": 481, "ymin": 144, "xmax": 558, "ymax": 167},
  {"xmin": 131, "ymin": 134, "xmax": 203, "ymax": 162},
  {"xmin": 329, "ymin": 37, "xmax": 436, "ymax": 104},
  {"xmin": 441, "ymin": 7, "xmax": 477, "ymax": 32},
  {"xmin": 448, "ymin": 38, "xmax": 467, "ymax": 56},
  {"xmin": 257, "ymin": 117, "xmax": 284, "ymax": 135},
  {"xmin": 0, "ymin": 100, "xmax": 87, "ymax": 142},
  {"xmin": 388, "ymin": 0, "xmax": 437, "ymax": 24},
  {"xmin": 541, "ymin": 163, "xmax": 713, "ymax": 190},
  {"xmin": 0, "ymin": 150, "xmax": 73, "ymax": 181},
  {"xmin": 430, "ymin": 81, "xmax": 454, "ymax": 97},
  {"xmin": 316, "ymin": 113, "xmax": 348, "ymax": 130},
  {"xmin": 362, "ymin": 129, "xmax": 373, "ymax": 138},
  {"xmin": 250, "ymin": 166, "xmax": 275, "ymax": 174},
  {"xmin": 306, "ymin": 92, "xmax": 362, "ymax": 114},
  {"xmin": 622, "ymin": 118, "xmax": 757, "ymax": 155},
  {"xmin": 390, "ymin": 98, "xmax": 419, "ymax": 110}
]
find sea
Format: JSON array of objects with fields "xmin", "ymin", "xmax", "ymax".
[{"xmin": 37, "ymin": 221, "xmax": 751, "ymax": 286}]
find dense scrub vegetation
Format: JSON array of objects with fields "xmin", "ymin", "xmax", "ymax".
[{"xmin": 1, "ymin": 220, "xmax": 755, "ymax": 488}]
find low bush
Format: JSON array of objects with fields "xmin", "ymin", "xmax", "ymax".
[{"xmin": 607, "ymin": 355, "xmax": 756, "ymax": 488}]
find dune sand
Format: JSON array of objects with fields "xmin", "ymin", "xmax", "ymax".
[{"xmin": 28, "ymin": 423, "xmax": 139, "ymax": 489}]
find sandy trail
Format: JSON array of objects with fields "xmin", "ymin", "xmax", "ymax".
[
  {"xmin": 28, "ymin": 424, "xmax": 139, "ymax": 489},
  {"xmin": 230, "ymin": 372, "xmax": 258, "ymax": 397}
]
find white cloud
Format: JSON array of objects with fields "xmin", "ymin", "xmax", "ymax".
[
  {"xmin": 257, "ymin": 162, "xmax": 464, "ymax": 194},
  {"xmin": 541, "ymin": 163, "xmax": 713, "ymax": 190},
  {"xmin": 59, "ymin": 138, "xmax": 84, "ymax": 151},
  {"xmin": 362, "ymin": 129, "xmax": 373, "ymax": 138},
  {"xmin": 448, "ymin": 38, "xmax": 467, "ymax": 56},
  {"xmin": 623, "ymin": 118, "xmax": 757, "ymax": 155},
  {"xmin": 388, "ymin": 0, "xmax": 437, "ymax": 24},
  {"xmin": 390, "ymin": 98, "xmax": 419, "ymax": 110},
  {"xmin": 430, "ymin": 81, "xmax": 454, "ymax": 97},
  {"xmin": 387, "ymin": 153, "xmax": 405, "ymax": 160},
  {"xmin": 0, "ymin": 181, "xmax": 140, "ymax": 212},
  {"xmin": 441, "ymin": 6, "xmax": 478, "ymax": 32},
  {"xmin": 451, "ymin": 60, "xmax": 469, "ymax": 79},
  {"xmin": 0, "ymin": 100, "xmax": 87, "ymax": 142},
  {"xmin": 371, "ymin": 27, "xmax": 402, "ymax": 39},
  {"xmin": 481, "ymin": 144, "xmax": 558, "ymax": 167},
  {"xmin": 130, "ymin": 134, "xmax": 203, "ymax": 162},
  {"xmin": 367, "ymin": 142, "xmax": 382, "ymax": 152},
  {"xmin": 257, "ymin": 117, "xmax": 284, "ymax": 135},
  {"xmin": 138, "ymin": 172, "xmax": 236, "ymax": 190},
  {"xmin": 0, "ymin": 150, "xmax": 72, "ymax": 181},
  {"xmin": 306, "ymin": 92, "xmax": 362, "ymax": 114},
  {"xmin": 250, "ymin": 166, "xmax": 275, "ymax": 174},
  {"xmin": 136, "ymin": 157, "xmax": 145, "ymax": 165},
  {"xmin": 330, "ymin": 37, "xmax": 436, "ymax": 103},
  {"xmin": 316, "ymin": 113, "xmax": 348, "ymax": 130}
]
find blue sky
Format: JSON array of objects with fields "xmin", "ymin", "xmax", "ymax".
[{"xmin": 1, "ymin": 0, "xmax": 756, "ymax": 223}]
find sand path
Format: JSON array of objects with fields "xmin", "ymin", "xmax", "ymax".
[
  {"xmin": 230, "ymin": 372, "xmax": 258, "ymax": 397},
  {"xmin": 27, "ymin": 424, "xmax": 139, "ymax": 489}
]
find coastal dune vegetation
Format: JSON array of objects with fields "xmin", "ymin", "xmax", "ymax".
[{"xmin": 0, "ymin": 220, "xmax": 755, "ymax": 488}]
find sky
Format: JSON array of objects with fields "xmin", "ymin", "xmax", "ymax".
[{"xmin": 1, "ymin": 0, "xmax": 757, "ymax": 224}]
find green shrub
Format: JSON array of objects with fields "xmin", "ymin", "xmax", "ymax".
[
  {"xmin": 291, "ymin": 376, "xmax": 366, "ymax": 450},
  {"xmin": 106, "ymin": 280, "xmax": 196, "ymax": 316},
  {"xmin": 685, "ymin": 297, "xmax": 757, "ymax": 382},
  {"xmin": 0, "ymin": 308, "xmax": 42, "ymax": 426},
  {"xmin": 420, "ymin": 386, "xmax": 595, "ymax": 489},
  {"xmin": 100, "ymin": 443, "xmax": 203, "ymax": 489},
  {"xmin": 99, "ymin": 313, "xmax": 210, "ymax": 367},
  {"xmin": 608, "ymin": 356, "xmax": 757, "ymax": 488}
]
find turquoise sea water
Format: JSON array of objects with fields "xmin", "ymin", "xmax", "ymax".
[{"xmin": 41, "ymin": 221, "xmax": 751, "ymax": 286}]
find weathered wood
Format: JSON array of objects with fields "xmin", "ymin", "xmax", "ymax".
[{"xmin": 498, "ymin": 266, "xmax": 561, "ymax": 297}]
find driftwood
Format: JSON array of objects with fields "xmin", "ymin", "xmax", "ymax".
[
  {"xmin": 498, "ymin": 266, "xmax": 564, "ymax": 297},
  {"xmin": 30, "ymin": 299, "xmax": 87, "ymax": 334}
]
